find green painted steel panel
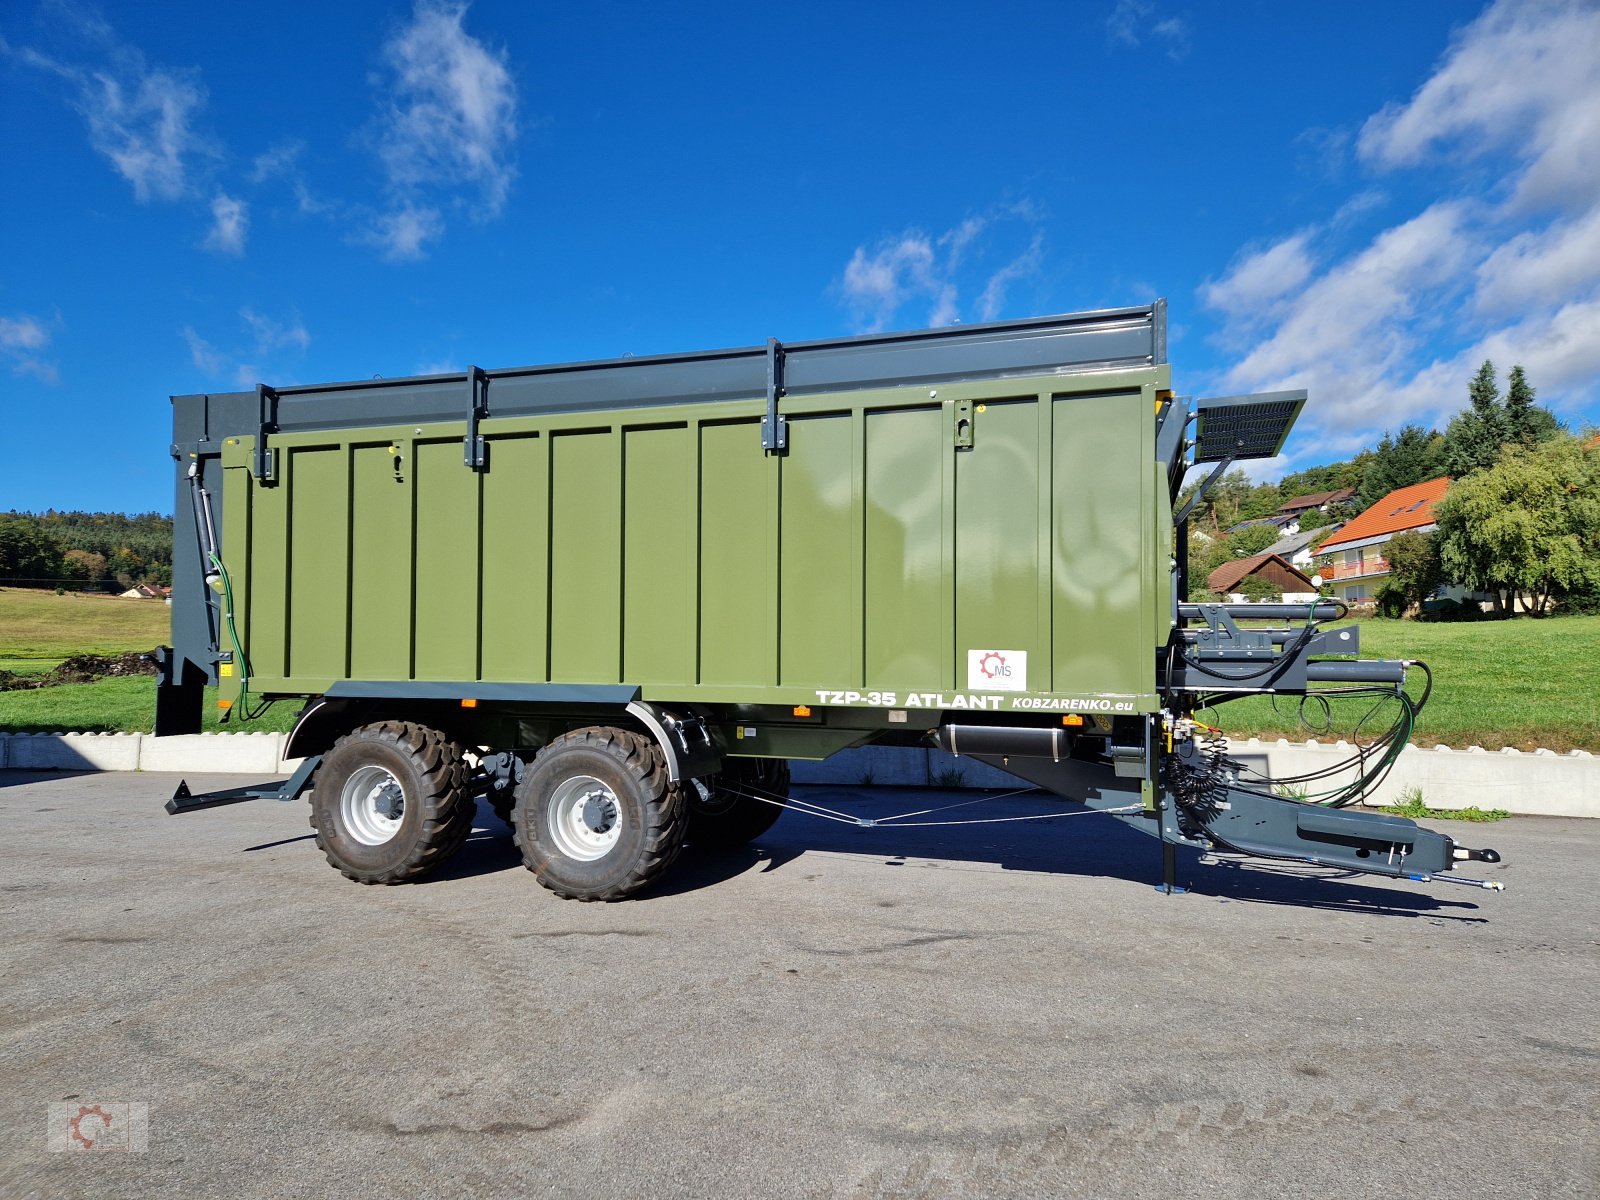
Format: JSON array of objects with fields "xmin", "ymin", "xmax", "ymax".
[
  {"xmin": 480, "ymin": 434, "xmax": 547, "ymax": 683},
  {"xmin": 549, "ymin": 430, "xmax": 621, "ymax": 683},
  {"xmin": 242, "ymin": 468, "xmax": 287, "ymax": 684},
  {"xmin": 350, "ymin": 442, "xmax": 412, "ymax": 679},
  {"xmin": 219, "ymin": 366, "xmax": 1168, "ymax": 712},
  {"xmin": 864, "ymin": 407, "xmax": 945, "ymax": 690},
  {"xmin": 623, "ymin": 425, "xmax": 692, "ymax": 684},
  {"xmin": 778, "ymin": 412, "xmax": 858, "ymax": 686},
  {"xmin": 698, "ymin": 421, "xmax": 775, "ymax": 686},
  {"xmin": 955, "ymin": 398, "xmax": 1043, "ymax": 682},
  {"xmin": 412, "ymin": 439, "xmax": 482, "ymax": 680},
  {"xmin": 1050, "ymin": 392, "xmax": 1150, "ymax": 698},
  {"xmin": 287, "ymin": 447, "xmax": 348, "ymax": 680}
]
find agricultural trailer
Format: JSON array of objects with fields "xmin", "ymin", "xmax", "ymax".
[{"xmin": 157, "ymin": 301, "xmax": 1501, "ymax": 899}]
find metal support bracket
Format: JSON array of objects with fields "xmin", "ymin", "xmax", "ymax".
[
  {"xmin": 165, "ymin": 755, "xmax": 321, "ymax": 814},
  {"xmin": 254, "ymin": 384, "xmax": 279, "ymax": 484},
  {"xmin": 1174, "ymin": 452, "xmax": 1235, "ymax": 527},
  {"xmin": 761, "ymin": 338, "xmax": 788, "ymax": 453},
  {"xmin": 465, "ymin": 365, "xmax": 489, "ymax": 471}
]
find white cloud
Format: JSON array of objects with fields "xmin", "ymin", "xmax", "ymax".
[
  {"xmin": 203, "ymin": 193, "xmax": 248, "ymax": 255},
  {"xmin": 838, "ymin": 206, "xmax": 1044, "ymax": 333},
  {"xmin": 842, "ymin": 235, "xmax": 942, "ymax": 332},
  {"xmin": 15, "ymin": 17, "xmax": 210, "ymax": 203},
  {"xmin": 249, "ymin": 141, "xmax": 303, "ymax": 184},
  {"xmin": 0, "ymin": 314, "xmax": 49, "ymax": 352},
  {"xmin": 1475, "ymin": 206, "xmax": 1600, "ymax": 316},
  {"xmin": 0, "ymin": 312, "xmax": 60, "ymax": 385},
  {"xmin": 1200, "ymin": 233, "xmax": 1317, "ymax": 321},
  {"xmin": 977, "ymin": 232, "xmax": 1045, "ymax": 322},
  {"xmin": 241, "ymin": 308, "xmax": 310, "ymax": 355},
  {"xmin": 247, "ymin": 140, "xmax": 333, "ymax": 215},
  {"xmin": 1206, "ymin": 0, "xmax": 1600, "ymax": 461},
  {"xmin": 180, "ymin": 325, "xmax": 226, "ymax": 374},
  {"xmin": 362, "ymin": 0, "xmax": 518, "ymax": 257},
  {"xmin": 1358, "ymin": 0, "xmax": 1600, "ymax": 211},
  {"xmin": 1106, "ymin": 1, "xmax": 1191, "ymax": 60},
  {"xmin": 180, "ymin": 309, "xmax": 310, "ymax": 385},
  {"xmin": 1226, "ymin": 203, "xmax": 1474, "ymax": 386},
  {"xmin": 357, "ymin": 205, "xmax": 445, "ymax": 262}
]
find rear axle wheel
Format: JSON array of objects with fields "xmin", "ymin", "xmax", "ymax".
[
  {"xmin": 309, "ymin": 721, "xmax": 473, "ymax": 884},
  {"xmin": 513, "ymin": 727, "xmax": 686, "ymax": 901}
]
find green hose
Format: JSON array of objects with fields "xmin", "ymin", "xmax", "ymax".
[{"xmin": 209, "ymin": 552, "xmax": 251, "ymax": 720}]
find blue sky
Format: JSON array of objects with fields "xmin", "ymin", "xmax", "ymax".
[{"xmin": 3, "ymin": 0, "xmax": 1598, "ymax": 513}]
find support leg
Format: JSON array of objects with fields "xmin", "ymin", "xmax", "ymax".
[{"xmin": 1157, "ymin": 841, "xmax": 1187, "ymax": 895}]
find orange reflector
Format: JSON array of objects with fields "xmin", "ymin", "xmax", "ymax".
[
  {"xmin": 460, "ymin": 698, "xmax": 479, "ymax": 709},
  {"xmin": 793, "ymin": 705, "xmax": 812, "ymax": 718},
  {"xmin": 217, "ymin": 699, "xmax": 232, "ymax": 710},
  {"xmin": 1061, "ymin": 714, "xmax": 1084, "ymax": 727}
]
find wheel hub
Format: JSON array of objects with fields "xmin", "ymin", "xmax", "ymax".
[
  {"xmin": 340, "ymin": 765, "xmax": 406, "ymax": 846},
  {"xmin": 548, "ymin": 775, "xmax": 623, "ymax": 862}
]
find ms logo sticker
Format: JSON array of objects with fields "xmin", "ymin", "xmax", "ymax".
[{"xmin": 967, "ymin": 649, "xmax": 1027, "ymax": 692}]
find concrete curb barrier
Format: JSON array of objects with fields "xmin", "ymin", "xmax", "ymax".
[
  {"xmin": 0, "ymin": 731, "xmax": 303, "ymax": 775},
  {"xmin": 2, "ymin": 732, "xmax": 1594, "ymax": 818}
]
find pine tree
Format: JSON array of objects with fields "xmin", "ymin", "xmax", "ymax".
[
  {"xmin": 1356, "ymin": 424, "xmax": 1446, "ymax": 508},
  {"xmin": 1504, "ymin": 365, "xmax": 1535, "ymax": 445},
  {"xmin": 1502, "ymin": 363, "xmax": 1563, "ymax": 446},
  {"xmin": 1441, "ymin": 360, "xmax": 1508, "ymax": 477}
]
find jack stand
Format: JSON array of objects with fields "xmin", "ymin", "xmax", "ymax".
[{"xmin": 1156, "ymin": 842, "xmax": 1188, "ymax": 895}]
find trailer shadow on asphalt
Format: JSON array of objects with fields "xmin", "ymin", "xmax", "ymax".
[{"xmin": 376, "ymin": 788, "xmax": 1492, "ymax": 922}]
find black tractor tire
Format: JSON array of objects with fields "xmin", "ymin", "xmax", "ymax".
[
  {"xmin": 513, "ymin": 727, "xmax": 686, "ymax": 901},
  {"xmin": 687, "ymin": 757, "xmax": 789, "ymax": 850},
  {"xmin": 308, "ymin": 721, "xmax": 474, "ymax": 884}
]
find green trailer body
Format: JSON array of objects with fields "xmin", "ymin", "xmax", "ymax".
[
  {"xmin": 214, "ymin": 366, "xmax": 1169, "ymax": 728},
  {"xmin": 159, "ymin": 303, "xmax": 1503, "ymax": 900}
]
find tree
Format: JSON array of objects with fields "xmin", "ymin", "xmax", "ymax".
[
  {"xmin": 1356, "ymin": 424, "xmax": 1447, "ymax": 509},
  {"xmin": 0, "ymin": 516, "xmax": 65, "ymax": 586},
  {"xmin": 1235, "ymin": 482, "xmax": 1283, "ymax": 523},
  {"xmin": 1503, "ymin": 364, "xmax": 1562, "ymax": 447},
  {"xmin": 1383, "ymin": 531, "xmax": 1444, "ymax": 613},
  {"xmin": 1237, "ymin": 575, "xmax": 1281, "ymax": 602},
  {"xmin": 1226, "ymin": 524, "xmax": 1280, "ymax": 558},
  {"xmin": 1185, "ymin": 529, "xmax": 1227, "ymax": 601},
  {"xmin": 1442, "ymin": 360, "xmax": 1508, "ymax": 477},
  {"xmin": 63, "ymin": 548, "xmax": 108, "ymax": 588},
  {"xmin": 1206, "ymin": 468, "xmax": 1256, "ymax": 529},
  {"xmin": 1434, "ymin": 435, "xmax": 1600, "ymax": 617},
  {"xmin": 1279, "ymin": 458, "xmax": 1364, "ymax": 502}
]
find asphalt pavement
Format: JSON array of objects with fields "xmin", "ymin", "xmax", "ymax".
[{"xmin": 1, "ymin": 770, "xmax": 1595, "ymax": 1199}]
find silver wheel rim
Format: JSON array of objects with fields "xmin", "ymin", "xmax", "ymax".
[
  {"xmin": 547, "ymin": 775, "xmax": 622, "ymax": 862},
  {"xmin": 340, "ymin": 765, "xmax": 406, "ymax": 846}
]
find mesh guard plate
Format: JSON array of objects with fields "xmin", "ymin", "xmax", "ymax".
[{"xmin": 1193, "ymin": 390, "xmax": 1306, "ymax": 462}]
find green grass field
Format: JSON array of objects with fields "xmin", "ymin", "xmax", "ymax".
[
  {"xmin": 1, "ymin": 586, "xmax": 1597, "ymax": 749},
  {"xmin": 0, "ymin": 586, "xmax": 171, "ymax": 673},
  {"xmin": 0, "ymin": 587, "xmax": 294, "ymax": 734},
  {"xmin": 1205, "ymin": 613, "xmax": 1600, "ymax": 752}
]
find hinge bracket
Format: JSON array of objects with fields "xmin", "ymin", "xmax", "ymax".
[
  {"xmin": 465, "ymin": 366, "xmax": 489, "ymax": 471},
  {"xmin": 761, "ymin": 338, "xmax": 788, "ymax": 453},
  {"xmin": 253, "ymin": 383, "xmax": 279, "ymax": 484}
]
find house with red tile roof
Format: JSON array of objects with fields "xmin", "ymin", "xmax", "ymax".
[{"xmin": 1314, "ymin": 477, "xmax": 1451, "ymax": 603}]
